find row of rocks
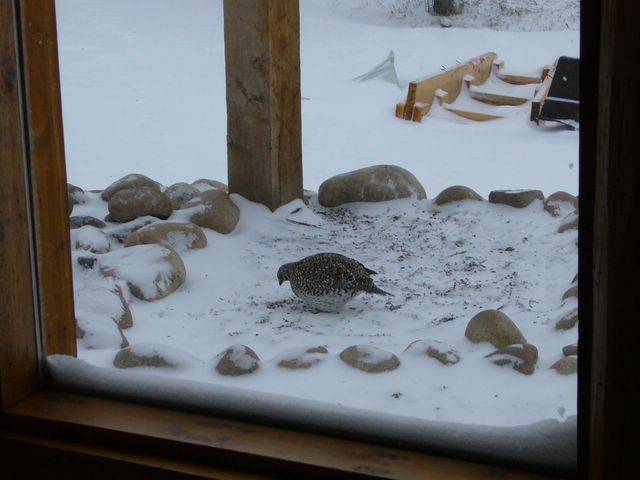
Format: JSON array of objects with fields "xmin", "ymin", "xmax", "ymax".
[{"xmin": 112, "ymin": 336, "xmax": 577, "ymax": 377}]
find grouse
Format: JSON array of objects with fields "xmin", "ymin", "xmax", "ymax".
[{"xmin": 277, "ymin": 253, "xmax": 392, "ymax": 312}]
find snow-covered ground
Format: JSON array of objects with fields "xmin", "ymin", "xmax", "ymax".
[{"xmin": 56, "ymin": 0, "xmax": 580, "ymax": 429}]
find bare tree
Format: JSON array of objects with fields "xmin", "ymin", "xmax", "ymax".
[{"xmin": 433, "ymin": 0, "xmax": 462, "ymax": 16}]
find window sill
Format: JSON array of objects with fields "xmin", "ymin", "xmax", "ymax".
[{"xmin": 0, "ymin": 390, "xmax": 559, "ymax": 479}]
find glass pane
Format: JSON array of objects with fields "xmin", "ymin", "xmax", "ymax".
[{"xmin": 56, "ymin": 0, "xmax": 579, "ymax": 471}]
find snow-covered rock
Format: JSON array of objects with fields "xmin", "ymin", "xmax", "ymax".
[
  {"xmin": 108, "ymin": 186, "xmax": 173, "ymax": 223},
  {"xmin": 215, "ymin": 344, "xmax": 260, "ymax": 376},
  {"xmin": 114, "ymin": 343, "xmax": 200, "ymax": 370},
  {"xmin": 318, "ymin": 165, "xmax": 427, "ymax": 207},
  {"xmin": 101, "ymin": 173, "xmax": 163, "ymax": 201},
  {"xmin": 403, "ymin": 339, "xmax": 461, "ymax": 366},
  {"xmin": 543, "ymin": 191, "xmax": 578, "ymax": 217},
  {"xmin": 434, "ymin": 185, "xmax": 483, "ymax": 205},
  {"xmin": 124, "ymin": 221, "xmax": 207, "ymax": 252},
  {"xmin": 485, "ymin": 343, "xmax": 538, "ymax": 375},
  {"xmin": 275, "ymin": 346, "xmax": 329, "ymax": 370},
  {"xmin": 188, "ymin": 189, "xmax": 239, "ymax": 234},
  {"xmin": 489, "ymin": 189, "xmax": 544, "ymax": 208},
  {"xmin": 550, "ymin": 356, "xmax": 577, "ymax": 375},
  {"xmin": 465, "ymin": 309, "xmax": 527, "ymax": 348},
  {"xmin": 71, "ymin": 225, "xmax": 111, "ymax": 254},
  {"xmin": 165, "ymin": 182, "xmax": 201, "ymax": 209},
  {"xmin": 339, "ymin": 345, "xmax": 400, "ymax": 373}
]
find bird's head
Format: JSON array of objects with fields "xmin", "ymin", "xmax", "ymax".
[{"xmin": 277, "ymin": 264, "xmax": 291, "ymax": 286}]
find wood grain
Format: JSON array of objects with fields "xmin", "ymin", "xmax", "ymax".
[
  {"xmin": 5, "ymin": 391, "xmax": 559, "ymax": 480},
  {"xmin": 18, "ymin": 0, "xmax": 76, "ymax": 356},
  {"xmin": 224, "ymin": 0, "xmax": 303, "ymax": 211},
  {"xmin": 0, "ymin": 0, "xmax": 39, "ymax": 409}
]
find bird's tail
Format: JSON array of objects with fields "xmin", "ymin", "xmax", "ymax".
[{"xmin": 368, "ymin": 284, "xmax": 394, "ymax": 296}]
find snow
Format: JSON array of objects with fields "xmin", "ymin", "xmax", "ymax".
[{"xmin": 53, "ymin": 0, "xmax": 580, "ymax": 466}]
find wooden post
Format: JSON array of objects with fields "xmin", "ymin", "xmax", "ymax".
[{"xmin": 223, "ymin": 0, "xmax": 303, "ymax": 211}]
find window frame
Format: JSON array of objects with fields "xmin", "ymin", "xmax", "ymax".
[{"xmin": 1, "ymin": 0, "xmax": 636, "ymax": 478}]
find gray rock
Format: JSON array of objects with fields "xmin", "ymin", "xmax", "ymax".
[
  {"xmin": 108, "ymin": 186, "xmax": 173, "ymax": 223},
  {"xmin": 76, "ymin": 256, "xmax": 98, "ymax": 270},
  {"xmin": 165, "ymin": 182, "xmax": 201, "ymax": 209},
  {"xmin": 70, "ymin": 215, "xmax": 107, "ymax": 230},
  {"xmin": 339, "ymin": 345, "xmax": 400, "ymax": 373},
  {"xmin": 562, "ymin": 286, "xmax": 578, "ymax": 301},
  {"xmin": 434, "ymin": 185, "xmax": 483, "ymax": 205},
  {"xmin": 68, "ymin": 183, "xmax": 87, "ymax": 205},
  {"xmin": 465, "ymin": 309, "xmax": 527, "ymax": 348},
  {"xmin": 563, "ymin": 344, "xmax": 578, "ymax": 357},
  {"xmin": 486, "ymin": 343, "xmax": 538, "ymax": 375},
  {"xmin": 100, "ymin": 244, "xmax": 186, "ymax": 301},
  {"xmin": 403, "ymin": 339, "xmax": 461, "ymax": 365},
  {"xmin": 107, "ymin": 216, "xmax": 158, "ymax": 243},
  {"xmin": 124, "ymin": 222, "xmax": 207, "ymax": 252},
  {"xmin": 318, "ymin": 165, "xmax": 427, "ymax": 207},
  {"xmin": 558, "ymin": 211, "xmax": 579, "ymax": 233},
  {"xmin": 544, "ymin": 191, "xmax": 578, "ymax": 217},
  {"xmin": 550, "ymin": 356, "xmax": 577, "ymax": 375},
  {"xmin": 101, "ymin": 173, "xmax": 163, "ymax": 201},
  {"xmin": 488, "ymin": 189, "xmax": 544, "ymax": 208},
  {"xmin": 70, "ymin": 225, "xmax": 111, "ymax": 254},
  {"xmin": 555, "ymin": 308, "xmax": 578, "ymax": 330},
  {"xmin": 189, "ymin": 189, "xmax": 240, "ymax": 234},
  {"xmin": 192, "ymin": 178, "xmax": 228, "ymax": 193},
  {"xmin": 277, "ymin": 346, "xmax": 329, "ymax": 370},
  {"xmin": 113, "ymin": 343, "xmax": 198, "ymax": 370},
  {"xmin": 215, "ymin": 344, "xmax": 260, "ymax": 376}
]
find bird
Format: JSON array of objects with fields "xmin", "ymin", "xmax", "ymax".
[{"xmin": 277, "ymin": 253, "xmax": 392, "ymax": 312}]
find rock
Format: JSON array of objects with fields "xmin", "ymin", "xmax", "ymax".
[
  {"xmin": 434, "ymin": 185, "xmax": 483, "ymax": 205},
  {"xmin": 70, "ymin": 225, "xmax": 111, "ymax": 254},
  {"xmin": 101, "ymin": 173, "xmax": 163, "ymax": 201},
  {"xmin": 555, "ymin": 308, "xmax": 578, "ymax": 330},
  {"xmin": 215, "ymin": 344, "xmax": 260, "ymax": 376},
  {"xmin": 465, "ymin": 309, "xmax": 527, "ymax": 348},
  {"xmin": 276, "ymin": 346, "xmax": 329, "ymax": 370},
  {"xmin": 339, "ymin": 345, "xmax": 400, "ymax": 373},
  {"xmin": 550, "ymin": 356, "xmax": 578, "ymax": 375},
  {"xmin": 439, "ymin": 16, "xmax": 453, "ymax": 28},
  {"xmin": 68, "ymin": 193, "xmax": 73, "ymax": 215},
  {"xmin": 189, "ymin": 189, "xmax": 240, "ymax": 234},
  {"xmin": 318, "ymin": 165, "xmax": 427, "ymax": 207},
  {"xmin": 114, "ymin": 343, "xmax": 199, "ymax": 370},
  {"xmin": 165, "ymin": 182, "xmax": 201, "ymax": 209},
  {"xmin": 76, "ymin": 256, "xmax": 98, "ymax": 270},
  {"xmin": 108, "ymin": 186, "xmax": 173, "ymax": 223},
  {"xmin": 124, "ymin": 222, "xmax": 207, "ymax": 252},
  {"xmin": 486, "ymin": 343, "xmax": 538, "ymax": 375},
  {"xmin": 75, "ymin": 311, "xmax": 129, "ymax": 349},
  {"xmin": 107, "ymin": 216, "xmax": 158, "ymax": 243},
  {"xmin": 70, "ymin": 215, "xmax": 107, "ymax": 230},
  {"xmin": 100, "ymin": 244, "xmax": 186, "ymax": 301},
  {"xmin": 563, "ymin": 344, "xmax": 578, "ymax": 357},
  {"xmin": 544, "ymin": 191, "xmax": 578, "ymax": 217},
  {"xmin": 192, "ymin": 178, "xmax": 228, "ymax": 193},
  {"xmin": 68, "ymin": 183, "xmax": 87, "ymax": 205},
  {"xmin": 562, "ymin": 286, "xmax": 578, "ymax": 301},
  {"xmin": 74, "ymin": 278, "xmax": 133, "ymax": 331},
  {"xmin": 403, "ymin": 339, "xmax": 461, "ymax": 365},
  {"xmin": 558, "ymin": 211, "xmax": 579, "ymax": 233},
  {"xmin": 76, "ymin": 322, "xmax": 85, "ymax": 339},
  {"xmin": 488, "ymin": 189, "xmax": 544, "ymax": 208}
]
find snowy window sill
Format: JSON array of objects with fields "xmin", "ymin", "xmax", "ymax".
[{"xmin": 47, "ymin": 354, "xmax": 576, "ymax": 473}]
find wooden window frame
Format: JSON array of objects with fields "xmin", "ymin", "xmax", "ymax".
[{"xmin": 1, "ymin": 0, "xmax": 636, "ymax": 478}]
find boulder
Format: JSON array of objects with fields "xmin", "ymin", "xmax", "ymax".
[
  {"xmin": 276, "ymin": 346, "xmax": 329, "ymax": 370},
  {"xmin": 107, "ymin": 216, "xmax": 158, "ymax": 243},
  {"xmin": 339, "ymin": 345, "xmax": 400, "ymax": 373},
  {"xmin": 101, "ymin": 173, "xmax": 163, "ymax": 201},
  {"xmin": 124, "ymin": 222, "xmax": 207, "ymax": 252},
  {"xmin": 558, "ymin": 211, "xmax": 579, "ymax": 233},
  {"xmin": 70, "ymin": 225, "xmax": 111, "ymax": 254},
  {"xmin": 318, "ymin": 165, "xmax": 426, "ymax": 207},
  {"xmin": 562, "ymin": 286, "xmax": 578, "ymax": 301},
  {"xmin": 165, "ymin": 182, "xmax": 201, "ymax": 209},
  {"xmin": 562, "ymin": 344, "xmax": 578, "ymax": 357},
  {"xmin": 74, "ymin": 279, "xmax": 133, "ymax": 331},
  {"xmin": 100, "ymin": 244, "xmax": 186, "ymax": 301},
  {"xmin": 434, "ymin": 185, "xmax": 483, "ymax": 205},
  {"xmin": 403, "ymin": 339, "xmax": 461, "ymax": 365},
  {"xmin": 543, "ymin": 191, "xmax": 578, "ymax": 217},
  {"xmin": 485, "ymin": 343, "xmax": 538, "ymax": 375},
  {"xmin": 555, "ymin": 308, "xmax": 578, "ymax": 330},
  {"xmin": 488, "ymin": 189, "xmax": 544, "ymax": 208},
  {"xmin": 114, "ymin": 343, "xmax": 199, "ymax": 370},
  {"xmin": 192, "ymin": 178, "xmax": 228, "ymax": 193},
  {"xmin": 550, "ymin": 356, "xmax": 578, "ymax": 375},
  {"xmin": 215, "ymin": 344, "xmax": 260, "ymax": 376},
  {"xmin": 108, "ymin": 186, "xmax": 173, "ymax": 223},
  {"xmin": 465, "ymin": 309, "xmax": 527, "ymax": 348},
  {"xmin": 70, "ymin": 215, "xmax": 107, "ymax": 230},
  {"xmin": 68, "ymin": 183, "xmax": 87, "ymax": 205},
  {"xmin": 189, "ymin": 189, "xmax": 240, "ymax": 234}
]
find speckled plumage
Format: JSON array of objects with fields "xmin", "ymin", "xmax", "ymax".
[{"xmin": 277, "ymin": 253, "xmax": 391, "ymax": 312}]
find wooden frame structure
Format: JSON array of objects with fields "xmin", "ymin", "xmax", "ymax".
[{"xmin": 1, "ymin": 0, "xmax": 638, "ymax": 477}]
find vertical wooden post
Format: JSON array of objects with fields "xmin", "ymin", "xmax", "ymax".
[{"xmin": 223, "ymin": 0, "xmax": 303, "ymax": 211}]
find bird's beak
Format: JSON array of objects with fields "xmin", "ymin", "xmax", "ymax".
[{"xmin": 278, "ymin": 278, "xmax": 283, "ymax": 286}]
